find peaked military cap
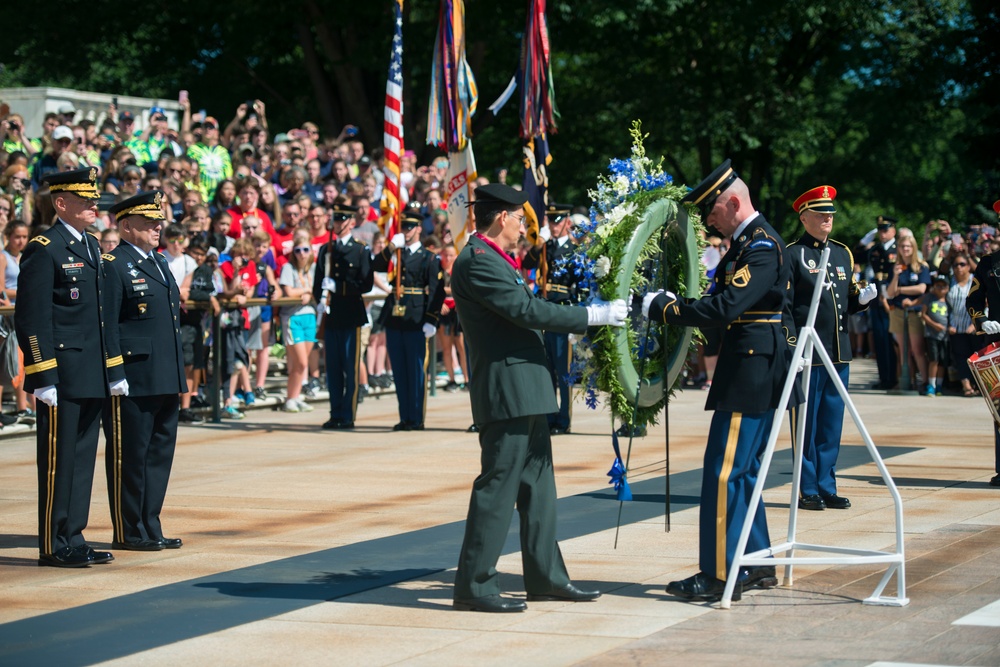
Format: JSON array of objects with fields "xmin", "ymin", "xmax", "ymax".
[
  {"xmin": 546, "ymin": 202, "xmax": 573, "ymax": 222},
  {"xmin": 330, "ymin": 203, "xmax": 357, "ymax": 222},
  {"xmin": 401, "ymin": 207, "xmax": 424, "ymax": 228},
  {"xmin": 109, "ymin": 191, "xmax": 166, "ymax": 221},
  {"xmin": 44, "ymin": 167, "xmax": 100, "ymax": 200},
  {"xmin": 474, "ymin": 183, "xmax": 529, "ymax": 207},
  {"xmin": 682, "ymin": 159, "xmax": 739, "ymax": 215},
  {"xmin": 876, "ymin": 215, "xmax": 897, "ymax": 230},
  {"xmin": 792, "ymin": 185, "xmax": 837, "ymax": 214}
]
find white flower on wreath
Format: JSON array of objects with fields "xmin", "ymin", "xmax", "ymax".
[
  {"xmin": 593, "ymin": 255, "xmax": 611, "ymax": 279},
  {"xmin": 613, "ymin": 174, "xmax": 631, "ymax": 197},
  {"xmin": 608, "ymin": 201, "xmax": 636, "ymax": 225}
]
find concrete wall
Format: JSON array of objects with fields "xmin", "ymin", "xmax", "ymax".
[{"xmin": 0, "ymin": 87, "xmax": 183, "ymax": 135}]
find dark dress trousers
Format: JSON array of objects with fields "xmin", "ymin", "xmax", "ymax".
[
  {"xmin": 786, "ymin": 233, "xmax": 867, "ymax": 498},
  {"xmin": 451, "ymin": 233, "xmax": 589, "ymax": 599},
  {"xmin": 522, "ymin": 237, "xmax": 583, "ymax": 431},
  {"xmin": 313, "ymin": 237, "xmax": 374, "ymax": 423},
  {"xmin": 868, "ymin": 238, "xmax": 898, "ymax": 387},
  {"xmin": 372, "ymin": 244, "xmax": 445, "ymax": 426},
  {"xmin": 649, "ymin": 215, "xmax": 793, "ymax": 581},
  {"xmin": 15, "ymin": 222, "xmax": 123, "ymax": 555},
  {"xmin": 964, "ymin": 252, "xmax": 1000, "ymax": 475},
  {"xmin": 101, "ymin": 244, "xmax": 186, "ymax": 543}
]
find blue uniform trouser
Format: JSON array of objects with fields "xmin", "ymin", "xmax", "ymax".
[
  {"xmin": 700, "ymin": 410, "xmax": 774, "ymax": 581},
  {"xmin": 543, "ymin": 331, "xmax": 571, "ymax": 430},
  {"xmin": 386, "ymin": 328, "xmax": 428, "ymax": 425},
  {"xmin": 791, "ymin": 363, "xmax": 849, "ymax": 497},
  {"xmin": 870, "ymin": 306, "xmax": 896, "ymax": 387},
  {"xmin": 325, "ymin": 327, "xmax": 361, "ymax": 423}
]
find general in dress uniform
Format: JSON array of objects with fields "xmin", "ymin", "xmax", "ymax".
[
  {"xmin": 868, "ymin": 216, "xmax": 898, "ymax": 389},
  {"xmin": 15, "ymin": 168, "xmax": 124, "ymax": 567},
  {"xmin": 786, "ymin": 186, "xmax": 876, "ymax": 511},
  {"xmin": 373, "ymin": 211, "xmax": 445, "ymax": 430},
  {"xmin": 521, "ymin": 203, "xmax": 582, "ymax": 435},
  {"xmin": 450, "ymin": 183, "xmax": 627, "ymax": 613},
  {"xmin": 964, "ymin": 198, "xmax": 1000, "ymax": 488},
  {"xmin": 642, "ymin": 160, "xmax": 794, "ymax": 602},
  {"xmin": 313, "ymin": 203, "xmax": 374, "ymax": 430},
  {"xmin": 102, "ymin": 192, "xmax": 187, "ymax": 551}
]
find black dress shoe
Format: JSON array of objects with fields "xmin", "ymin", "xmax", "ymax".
[
  {"xmin": 321, "ymin": 419, "xmax": 343, "ymax": 430},
  {"xmin": 453, "ymin": 594, "xmax": 527, "ymax": 613},
  {"xmin": 741, "ymin": 566, "xmax": 777, "ymax": 590},
  {"xmin": 821, "ymin": 494, "xmax": 851, "ymax": 509},
  {"xmin": 549, "ymin": 426, "xmax": 570, "ymax": 436},
  {"xmin": 392, "ymin": 422, "xmax": 411, "ymax": 431},
  {"xmin": 798, "ymin": 494, "xmax": 826, "ymax": 511},
  {"xmin": 78, "ymin": 545, "xmax": 115, "ymax": 564},
  {"xmin": 467, "ymin": 424, "xmax": 479, "ymax": 433},
  {"xmin": 527, "ymin": 583, "xmax": 600, "ymax": 602},
  {"xmin": 38, "ymin": 546, "xmax": 92, "ymax": 568},
  {"xmin": 991, "ymin": 474, "xmax": 1000, "ymax": 487},
  {"xmin": 156, "ymin": 537, "xmax": 183, "ymax": 549},
  {"xmin": 666, "ymin": 571, "xmax": 741, "ymax": 602},
  {"xmin": 112, "ymin": 539, "xmax": 165, "ymax": 551},
  {"xmin": 409, "ymin": 422, "xmax": 425, "ymax": 430}
]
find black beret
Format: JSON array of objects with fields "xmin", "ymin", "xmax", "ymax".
[
  {"xmin": 682, "ymin": 159, "xmax": 739, "ymax": 214},
  {"xmin": 474, "ymin": 183, "xmax": 529, "ymax": 207}
]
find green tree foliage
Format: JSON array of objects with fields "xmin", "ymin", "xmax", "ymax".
[{"xmin": 0, "ymin": 0, "xmax": 994, "ymax": 247}]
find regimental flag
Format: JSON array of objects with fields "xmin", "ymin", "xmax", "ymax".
[
  {"xmin": 445, "ymin": 141, "xmax": 477, "ymax": 252},
  {"xmin": 379, "ymin": 0, "xmax": 405, "ymax": 240},
  {"xmin": 519, "ymin": 0, "xmax": 558, "ymax": 140},
  {"xmin": 426, "ymin": 0, "xmax": 478, "ymax": 152},
  {"xmin": 521, "ymin": 134, "xmax": 550, "ymax": 246}
]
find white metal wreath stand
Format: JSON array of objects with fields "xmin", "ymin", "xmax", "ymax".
[{"xmin": 719, "ymin": 247, "xmax": 909, "ymax": 609}]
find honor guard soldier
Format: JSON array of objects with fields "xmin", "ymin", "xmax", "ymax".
[
  {"xmin": 641, "ymin": 160, "xmax": 794, "ymax": 602},
  {"xmin": 313, "ymin": 203, "xmax": 374, "ymax": 430},
  {"xmin": 102, "ymin": 192, "xmax": 187, "ymax": 551},
  {"xmin": 965, "ymin": 199, "xmax": 1000, "ymax": 488},
  {"xmin": 786, "ymin": 186, "xmax": 877, "ymax": 511},
  {"xmin": 373, "ymin": 210, "xmax": 445, "ymax": 430},
  {"xmin": 868, "ymin": 216, "xmax": 898, "ymax": 389},
  {"xmin": 451, "ymin": 183, "xmax": 626, "ymax": 612},
  {"xmin": 15, "ymin": 168, "xmax": 125, "ymax": 568},
  {"xmin": 522, "ymin": 203, "xmax": 581, "ymax": 435}
]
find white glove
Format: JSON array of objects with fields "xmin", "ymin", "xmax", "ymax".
[
  {"xmin": 568, "ymin": 333, "xmax": 577, "ymax": 346},
  {"xmin": 983, "ymin": 320, "xmax": 1000, "ymax": 335},
  {"xmin": 34, "ymin": 385, "xmax": 58, "ymax": 407},
  {"xmin": 422, "ymin": 323, "xmax": 436, "ymax": 338},
  {"xmin": 390, "ymin": 233, "xmax": 406, "ymax": 250},
  {"xmin": 586, "ymin": 298, "xmax": 628, "ymax": 327},
  {"xmin": 642, "ymin": 290, "xmax": 676, "ymax": 318},
  {"xmin": 858, "ymin": 284, "xmax": 878, "ymax": 306},
  {"xmin": 109, "ymin": 379, "xmax": 130, "ymax": 397},
  {"xmin": 539, "ymin": 225, "xmax": 552, "ymax": 242},
  {"xmin": 321, "ymin": 277, "xmax": 336, "ymax": 293}
]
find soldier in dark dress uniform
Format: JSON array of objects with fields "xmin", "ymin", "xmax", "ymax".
[
  {"xmin": 15, "ymin": 168, "xmax": 124, "ymax": 567},
  {"xmin": 102, "ymin": 191, "xmax": 187, "ymax": 551},
  {"xmin": 964, "ymin": 199, "xmax": 1000, "ymax": 488},
  {"xmin": 786, "ymin": 186, "xmax": 877, "ymax": 511},
  {"xmin": 451, "ymin": 183, "xmax": 626, "ymax": 612},
  {"xmin": 868, "ymin": 216, "xmax": 898, "ymax": 389},
  {"xmin": 372, "ymin": 211, "xmax": 445, "ymax": 430},
  {"xmin": 313, "ymin": 203, "xmax": 374, "ymax": 430},
  {"xmin": 522, "ymin": 203, "xmax": 581, "ymax": 435},
  {"xmin": 642, "ymin": 160, "xmax": 793, "ymax": 602}
]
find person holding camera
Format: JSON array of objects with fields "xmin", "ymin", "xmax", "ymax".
[{"xmin": 1, "ymin": 114, "xmax": 39, "ymax": 160}]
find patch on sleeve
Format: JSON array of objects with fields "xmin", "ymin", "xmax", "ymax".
[
  {"xmin": 747, "ymin": 238, "xmax": 775, "ymax": 250},
  {"xmin": 102, "ymin": 253, "xmax": 117, "ymax": 262},
  {"xmin": 731, "ymin": 265, "xmax": 752, "ymax": 288}
]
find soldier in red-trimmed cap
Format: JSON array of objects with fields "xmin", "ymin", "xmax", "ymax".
[{"xmin": 786, "ymin": 185, "xmax": 877, "ymax": 512}]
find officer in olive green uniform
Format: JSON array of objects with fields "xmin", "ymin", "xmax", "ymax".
[
  {"xmin": 451, "ymin": 184, "xmax": 627, "ymax": 613},
  {"xmin": 15, "ymin": 168, "xmax": 126, "ymax": 568},
  {"xmin": 521, "ymin": 203, "xmax": 582, "ymax": 435}
]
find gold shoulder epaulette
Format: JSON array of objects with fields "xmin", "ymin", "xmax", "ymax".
[
  {"xmin": 30, "ymin": 235, "xmax": 51, "ymax": 246},
  {"xmin": 102, "ymin": 253, "xmax": 117, "ymax": 262}
]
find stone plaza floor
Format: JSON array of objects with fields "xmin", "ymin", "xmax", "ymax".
[{"xmin": 1, "ymin": 358, "xmax": 998, "ymax": 666}]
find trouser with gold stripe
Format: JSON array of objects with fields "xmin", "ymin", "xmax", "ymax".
[
  {"xmin": 103, "ymin": 394, "xmax": 180, "ymax": 543},
  {"xmin": 386, "ymin": 328, "xmax": 429, "ymax": 426},
  {"xmin": 699, "ymin": 410, "xmax": 774, "ymax": 581},
  {"xmin": 324, "ymin": 326, "xmax": 361, "ymax": 423},
  {"xmin": 543, "ymin": 331, "xmax": 572, "ymax": 430},
  {"xmin": 35, "ymin": 396, "xmax": 103, "ymax": 555}
]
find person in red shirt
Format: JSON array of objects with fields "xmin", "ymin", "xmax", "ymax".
[
  {"xmin": 217, "ymin": 238, "xmax": 259, "ymax": 417},
  {"xmin": 308, "ymin": 204, "xmax": 331, "ymax": 255},
  {"xmin": 227, "ymin": 181, "xmax": 274, "ymax": 239}
]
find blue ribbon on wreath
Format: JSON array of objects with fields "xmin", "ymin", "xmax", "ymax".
[{"xmin": 607, "ymin": 429, "xmax": 632, "ymax": 501}]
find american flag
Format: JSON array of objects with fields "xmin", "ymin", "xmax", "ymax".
[{"xmin": 379, "ymin": 0, "xmax": 405, "ymax": 239}]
